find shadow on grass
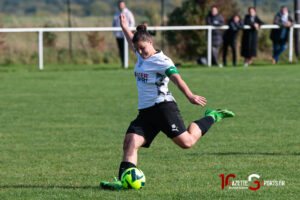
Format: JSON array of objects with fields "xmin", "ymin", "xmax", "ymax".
[
  {"xmin": 191, "ymin": 152, "xmax": 300, "ymax": 156},
  {"xmin": 0, "ymin": 185, "xmax": 100, "ymax": 190}
]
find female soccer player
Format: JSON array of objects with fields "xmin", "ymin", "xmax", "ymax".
[{"xmin": 100, "ymin": 14, "xmax": 235, "ymax": 190}]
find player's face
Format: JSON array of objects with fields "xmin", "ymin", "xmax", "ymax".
[{"xmin": 134, "ymin": 40, "xmax": 154, "ymax": 59}]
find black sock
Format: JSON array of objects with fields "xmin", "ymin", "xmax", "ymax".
[
  {"xmin": 194, "ymin": 116, "xmax": 215, "ymax": 136},
  {"xmin": 118, "ymin": 161, "xmax": 136, "ymax": 180}
]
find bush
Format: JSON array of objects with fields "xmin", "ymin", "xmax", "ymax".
[
  {"xmin": 86, "ymin": 32, "xmax": 105, "ymax": 50},
  {"xmin": 43, "ymin": 23, "xmax": 57, "ymax": 47},
  {"xmin": 258, "ymin": 29, "xmax": 272, "ymax": 52}
]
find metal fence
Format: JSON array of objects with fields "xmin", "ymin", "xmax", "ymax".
[{"xmin": 0, "ymin": 24, "xmax": 299, "ymax": 70}]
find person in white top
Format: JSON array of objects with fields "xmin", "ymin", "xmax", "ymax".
[
  {"xmin": 112, "ymin": 0, "xmax": 135, "ymax": 66},
  {"xmin": 100, "ymin": 14, "xmax": 235, "ymax": 190}
]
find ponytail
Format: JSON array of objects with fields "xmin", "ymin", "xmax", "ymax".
[{"xmin": 132, "ymin": 24, "xmax": 151, "ymax": 44}]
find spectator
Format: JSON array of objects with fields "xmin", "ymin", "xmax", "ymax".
[
  {"xmin": 270, "ymin": 5, "xmax": 294, "ymax": 64},
  {"xmin": 206, "ymin": 6, "xmax": 224, "ymax": 67},
  {"xmin": 241, "ymin": 7, "xmax": 264, "ymax": 67},
  {"xmin": 113, "ymin": 0, "xmax": 135, "ymax": 66},
  {"xmin": 223, "ymin": 14, "xmax": 244, "ymax": 66}
]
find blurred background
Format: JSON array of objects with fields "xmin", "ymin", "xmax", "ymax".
[{"xmin": 0, "ymin": 0, "xmax": 296, "ymax": 66}]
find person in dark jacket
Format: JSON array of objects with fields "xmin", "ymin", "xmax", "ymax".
[
  {"xmin": 241, "ymin": 7, "xmax": 264, "ymax": 67},
  {"xmin": 270, "ymin": 6, "xmax": 294, "ymax": 64},
  {"xmin": 206, "ymin": 6, "xmax": 225, "ymax": 67},
  {"xmin": 223, "ymin": 14, "xmax": 244, "ymax": 66}
]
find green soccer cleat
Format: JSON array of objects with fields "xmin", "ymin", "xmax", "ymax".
[
  {"xmin": 100, "ymin": 177, "xmax": 125, "ymax": 190},
  {"xmin": 205, "ymin": 109, "xmax": 235, "ymax": 122}
]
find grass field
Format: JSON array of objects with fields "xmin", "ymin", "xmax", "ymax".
[{"xmin": 0, "ymin": 64, "xmax": 299, "ymax": 199}]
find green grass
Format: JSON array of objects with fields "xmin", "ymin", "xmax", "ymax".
[{"xmin": 0, "ymin": 64, "xmax": 299, "ymax": 199}]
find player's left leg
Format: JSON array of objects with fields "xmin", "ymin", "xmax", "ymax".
[
  {"xmin": 100, "ymin": 108, "xmax": 158, "ymax": 190},
  {"xmin": 172, "ymin": 109, "xmax": 235, "ymax": 149},
  {"xmin": 100, "ymin": 133, "xmax": 146, "ymax": 190},
  {"xmin": 172, "ymin": 122, "xmax": 203, "ymax": 149},
  {"xmin": 119, "ymin": 133, "xmax": 146, "ymax": 179}
]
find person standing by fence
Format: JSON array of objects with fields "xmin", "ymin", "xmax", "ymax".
[
  {"xmin": 206, "ymin": 6, "xmax": 224, "ymax": 67},
  {"xmin": 241, "ymin": 7, "xmax": 264, "ymax": 67},
  {"xmin": 113, "ymin": 0, "xmax": 135, "ymax": 66},
  {"xmin": 223, "ymin": 14, "xmax": 244, "ymax": 66},
  {"xmin": 270, "ymin": 5, "xmax": 294, "ymax": 64}
]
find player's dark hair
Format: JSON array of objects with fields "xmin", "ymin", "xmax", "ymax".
[{"xmin": 132, "ymin": 24, "xmax": 151, "ymax": 44}]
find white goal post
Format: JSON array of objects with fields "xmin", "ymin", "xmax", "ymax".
[{"xmin": 0, "ymin": 24, "xmax": 299, "ymax": 70}]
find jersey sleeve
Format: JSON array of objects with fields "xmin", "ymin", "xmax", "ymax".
[{"xmin": 157, "ymin": 57, "xmax": 179, "ymax": 77}]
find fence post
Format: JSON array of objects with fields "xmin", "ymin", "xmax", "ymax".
[
  {"xmin": 38, "ymin": 30, "xmax": 44, "ymax": 70},
  {"xmin": 289, "ymin": 26, "xmax": 294, "ymax": 62},
  {"xmin": 123, "ymin": 36, "xmax": 129, "ymax": 68},
  {"xmin": 207, "ymin": 26, "xmax": 212, "ymax": 67}
]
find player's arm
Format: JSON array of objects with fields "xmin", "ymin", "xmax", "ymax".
[
  {"xmin": 120, "ymin": 14, "xmax": 135, "ymax": 51},
  {"xmin": 167, "ymin": 68, "xmax": 207, "ymax": 106}
]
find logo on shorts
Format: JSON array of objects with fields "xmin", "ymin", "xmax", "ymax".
[{"xmin": 171, "ymin": 124, "xmax": 179, "ymax": 132}]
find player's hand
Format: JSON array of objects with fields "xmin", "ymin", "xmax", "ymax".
[
  {"xmin": 254, "ymin": 23, "xmax": 259, "ymax": 30},
  {"xmin": 188, "ymin": 94, "xmax": 207, "ymax": 106},
  {"xmin": 120, "ymin": 14, "xmax": 127, "ymax": 28}
]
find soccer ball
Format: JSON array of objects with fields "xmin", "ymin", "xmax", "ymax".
[{"xmin": 121, "ymin": 167, "xmax": 146, "ymax": 189}]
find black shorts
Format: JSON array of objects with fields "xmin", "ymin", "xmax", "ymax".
[{"xmin": 126, "ymin": 101, "xmax": 186, "ymax": 148}]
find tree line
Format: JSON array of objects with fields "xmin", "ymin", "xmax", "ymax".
[
  {"xmin": 0, "ymin": 0, "xmax": 183, "ymax": 17},
  {"xmin": 0, "ymin": 0, "xmax": 293, "ymax": 17}
]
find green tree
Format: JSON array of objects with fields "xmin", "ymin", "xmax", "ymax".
[
  {"xmin": 166, "ymin": 0, "xmax": 237, "ymax": 59},
  {"xmin": 87, "ymin": 2, "xmax": 111, "ymax": 16},
  {"xmin": 145, "ymin": 9, "xmax": 160, "ymax": 26}
]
